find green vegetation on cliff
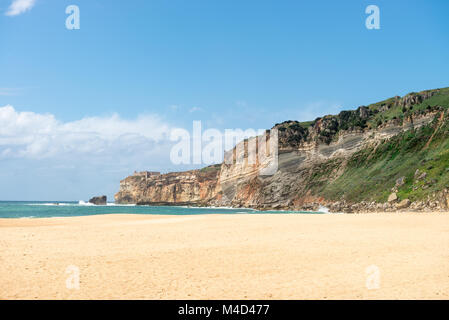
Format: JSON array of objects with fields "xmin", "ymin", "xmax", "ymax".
[
  {"xmin": 313, "ymin": 108, "xmax": 449, "ymax": 203},
  {"xmin": 116, "ymin": 86, "xmax": 449, "ymax": 210},
  {"xmin": 231, "ymin": 87, "xmax": 449, "ymax": 208},
  {"xmin": 367, "ymin": 87, "xmax": 449, "ymax": 127},
  {"xmin": 275, "ymin": 87, "xmax": 449, "ymax": 147}
]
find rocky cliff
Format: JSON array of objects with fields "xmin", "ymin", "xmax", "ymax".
[
  {"xmin": 89, "ymin": 195, "xmax": 107, "ymax": 205},
  {"xmin": 115, "ymin": 165, "xmax": 221, "ymax": 205},
  {"xmin": 115, "ymin": 87, "xmax": 449, "ymax": 212}
]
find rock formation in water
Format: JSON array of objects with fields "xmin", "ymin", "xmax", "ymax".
[
  {"xmin": 89, "ymin": 195, "xmax": 107, "ymax": 205},
  {"xmin": 115, "ymin": 87, "xmax": 449, "ymax": 212}
]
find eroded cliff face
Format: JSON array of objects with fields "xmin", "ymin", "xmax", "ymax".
[
  {"xmin": 212, "ymin": 108, "xmax": 440, "ymax": 210},
  {"xmin": 115, "ymin": 88, "xmax": 449, "ymax": 211},
  {"xmin": 115, "ymin": 166, "xmax": 221, "ymax": 205}
]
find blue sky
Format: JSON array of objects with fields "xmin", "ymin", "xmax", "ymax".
[{"xmin": 0, "ymin": 0, "xmax": 448, "ymax": 200}]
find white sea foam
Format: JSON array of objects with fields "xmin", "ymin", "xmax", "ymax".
[
  {"xmin": 78, "ymin": 200, "xmax": 95, "ymax": 206},
  {"xmin": 177, "ymin": 205, "xmax": 254, "ymax": 210},
  {"xmin": 107, "ymin": 203, "xmax": 136, "ymax": 206},
  {"xmin": 27, "ymin": 203, "xmax": 66, "ymax": 206},
  {"xmin": 202, "ymin": 206, "xmax": 257, "ymax": 211},
  {"xmin": 318, "ymin": 205, "xmax": 330, "ymax": 213},
  {"xmin": 26, "ymin": 201, "xmax": 136, "ymax": 207}
]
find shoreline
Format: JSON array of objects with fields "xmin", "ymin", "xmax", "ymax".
[
  {"xmin": 1, "ymin": 209, "xmax": 447, "ymax": 220},
  {"xmin": 1, "ymin": 212, "xmax": 448, "ymax": 299},
  {"xmin": 4, "ymin": 199, "xmax": 448, "ymax": 219}
]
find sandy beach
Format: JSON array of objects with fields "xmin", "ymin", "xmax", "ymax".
[{"xmin": 1, "ymin": 212, "xmax": 448, "ymax": 299}]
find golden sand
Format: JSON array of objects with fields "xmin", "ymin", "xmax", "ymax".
[{"xmin": 1, "ymin": 212, "xmax": 448, "ymax": 299}]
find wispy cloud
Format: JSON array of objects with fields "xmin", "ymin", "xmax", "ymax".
[
  {"xmin": 0, "ymin": 88, "xmax": 21, "ymax": 96},
  {"xmin": 5, "ymin": 0, "xmax": 36, "ymax": 16},
  {"xmin": 235, "ymin": 100, "xmax": 247, "ymax": 107},
  {"xmin": 189, "ymin": 106, "xmax": 202, "ymax": 113}
]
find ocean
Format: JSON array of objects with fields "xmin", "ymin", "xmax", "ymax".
[{"xmin": 0, "ymin": 201, "xmax": 326, "ymax": 218}]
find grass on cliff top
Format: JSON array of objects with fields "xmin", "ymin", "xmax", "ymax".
[
  {"xmin": 298, "ymin": 120, "xmax": 314, "ymax": 128},
  {"xmin": 277, "ymin": 87, "xmax": 449, "ymax": 134},
  {"xmin": 314, "ymin": 111, "xmax": 449, "ymax": 203},
  {"xmin": 199, "ymin": 164, "xmax": 221, "ymax": 173},
  {"xmin": 366, "ymin": 87, "xmax": 449, "ymax": 128}
]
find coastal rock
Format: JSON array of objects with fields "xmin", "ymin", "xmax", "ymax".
[
  {"xmin": 89, "ymin": 195, "xmax": 107, "ymax": 205},
  {"xmin": 396, "ymin": 176, "xmax": 406, "ymax": 187},
  {"xmin": 396, "ymin": 199, "xmax": 411, "ymax": 209},
  {"xmin": 358, "ymin": 106, "xmax": 370, "ymax": 119},
  {"xmin": 388, "ymin": 193, "xmax": 398, "ymax": 202},
  {"xmin": 115, "ymin": 165, "xmax": 221, "ymax": 205},
  {"xmin": 414, "ymin": 169, "xmax": 421, "ymax": 178},
  {"xmin": 396, "ymin": 90, "xmax": 439, "ymax": 108},
  {"xmin": 416, "ymin": 171, "xmax": 427, "ymax": 181}
]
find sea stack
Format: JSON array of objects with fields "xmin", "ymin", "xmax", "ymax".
[{"xmin": 88, "ymin": 195, "xmax": 107, "ymax": 205}]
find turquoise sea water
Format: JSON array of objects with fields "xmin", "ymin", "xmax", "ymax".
[{"xmin": 0, "ymin": 201, "xmax": 325, "ymax": 218}]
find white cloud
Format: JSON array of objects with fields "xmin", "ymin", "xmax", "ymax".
[
  {"xmin": 0, "ymin": 105, "xmax": 171, "ymax": 159},
  {"xmin": 0, "ymin": 105, "xmax": 209, "ymax": 201},
  {"xmin": 5, "ymin": 0, "xmax": 36, "ymax": 16},
  {"xmin": 0, "ymin": 88, "xmax": 21, "ymax": 96},
  {"xmin": 189, "ymin": 106, "xmax": 202, "ymax": 113}
]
